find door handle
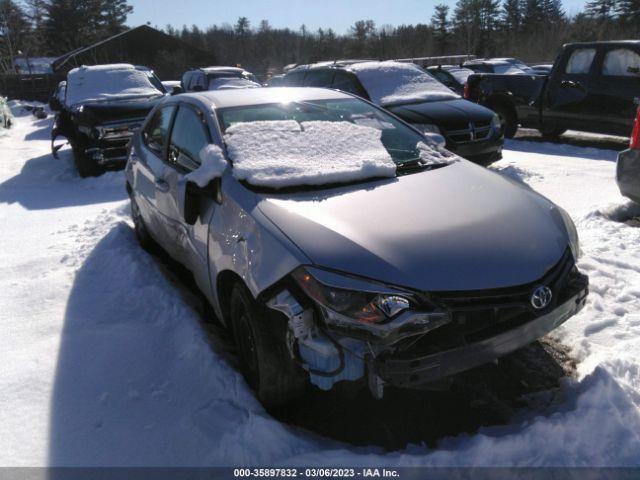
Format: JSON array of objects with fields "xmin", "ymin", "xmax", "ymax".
[
  {"xmin": 560, "ymin": 80, "xmax": 581, "ymax": 89},
  {"xmin": 155, "ymin": 178, "xmax": 170, "ymax": 192}
]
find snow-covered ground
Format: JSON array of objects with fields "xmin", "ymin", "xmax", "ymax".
[{"xmin": 1, "ymin": 109, "xmax": 640, "ymax": 467}]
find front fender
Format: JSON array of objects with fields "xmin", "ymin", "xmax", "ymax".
[{"xmin": 207, "ymin": 175, "xmax": 311, "ymax": 323}]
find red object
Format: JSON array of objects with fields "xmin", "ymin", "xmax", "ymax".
[
  {"xmin": 631, "ymin": 107, "xmax": 640, "ymax": 149},
  {"xmin": 463, "ymin": 82, "xmax": 470, "ymax": 99}
]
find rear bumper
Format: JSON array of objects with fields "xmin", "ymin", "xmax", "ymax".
[
  {"xmin": 376, "ymin": 285, "xmax": 588, "ymax": 388},
  {"xmin": 617, "ymin": 148, "xmax": 640, "ymax": 204}
]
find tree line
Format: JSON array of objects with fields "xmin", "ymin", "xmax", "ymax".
[{"xmin": 2, "ymin": 0, "xmax": 640, "ymax": 75}]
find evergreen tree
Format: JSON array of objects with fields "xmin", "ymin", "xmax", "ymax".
[
  {"xmin": 0, "ymin": 0, "xmax": 30, "ymax": 72},
  {"xmin": 431, "ymin": 4, "xmax": 450, "ymax": 53},
  {"xmin": 100, "ymin": 0, "xmax": 132, "ymax": 36},
  {"xmin": 585, "ymin": 0, "xmax": 617, "ymax": 19}
]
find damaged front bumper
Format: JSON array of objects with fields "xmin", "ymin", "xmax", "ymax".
[
  {"xmin": 267, "ymin": 257, "xmax": 588, "ymax": 399},
  {"xmin": 375, "ymin": 286, "xmax": 588, "ymax": 388}
]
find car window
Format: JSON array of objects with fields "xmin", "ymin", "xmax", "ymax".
[
  {"xmin": 181, "ymin": 71, "xmax": 192, "ymax": 90},
  {"xmin": 168, "ymin": 106, "xmax": 209, "ymax": 171},
  {"xmin": 602, "ymin": 48, "xmax": 640, "ymax": 76},
  {"xmin": 304, "ymin": 69, "xmax": 335, "ymax": 87},
  {"xmin": 430, "ymin": 70, "xmax": 453, "ymax": 84},
  {"xmin": 565, "ymin": 48, "xmax": 596, "ymax": 74},
  {"xmin": 190, "ymin": 72, "xmax": 207, "ymax": 91},
  {"xmin": 283, "ymin": 71, "xmax": 306, "ymax": 86},
  {"xmin": 331, "ymin": 71, "xmax": 364, "ymax": 95},
  {"xmin": 143, "ymin": 105, "xmax": 176, "ymax": 156}
]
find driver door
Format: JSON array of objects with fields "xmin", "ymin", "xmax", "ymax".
[{"xmin": 157, "ymin": 103, "xmax": 213, "ymax": 278}]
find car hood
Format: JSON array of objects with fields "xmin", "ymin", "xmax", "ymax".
[
  {"xmin": 257, "ymin": 161, "xmax": 570, "ymax": 292},
  {"xmin": 387, "ymin": 98, "xmax": 495, "ymax": 130},
  {"xmin": 73, "ymin": 94, "xmax": 164, "ymax": 124}
]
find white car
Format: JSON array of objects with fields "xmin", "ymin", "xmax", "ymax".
[{"xmin": 126, "ymin": 87, "xmax": 588, "ymax": 406}]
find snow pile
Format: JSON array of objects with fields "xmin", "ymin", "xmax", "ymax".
[
  {"xmin": 185, "ymin": 145, "xmax": 228, "ymax": 187},
  {"xmin": 350, "ymin": 61, "xmax": 459, "ymax": 106},
  {"xmin": 65, "ymin": 64, "xmax": 162, "ymax": 107},
  {"xmin": 224, "ymin": 120, "xmax": 396, "ymax": 188},
  {"xmin": 208, "ymin": 77, "xmax": 261, "ymax": 90}
]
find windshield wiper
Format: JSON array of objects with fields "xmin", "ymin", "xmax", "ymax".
[{"xmin": 395, "ymin": 159, "xmax": 449, "ymax": 175}]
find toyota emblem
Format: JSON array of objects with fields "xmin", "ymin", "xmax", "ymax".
[{"xmin": 530, "ymin": 285, "xmax": 553, "ymax": 310}]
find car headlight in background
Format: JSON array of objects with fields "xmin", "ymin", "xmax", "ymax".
[
  {"xmin": 292, "ymin": 267, "xmax": 412, "ymax": 325},
  {"xmin": 557, "ymin": 206, "xmax": 581, "ymax": 260},
  {"xmin": 491, "ymin": 114, "xmax": 501, "ymax": 132},
  {"xmin": 413, "ymin": 123, "xmax": 441, "ymax": 135}
]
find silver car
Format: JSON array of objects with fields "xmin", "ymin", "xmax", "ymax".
[{"xmin": 125, "ymin": 87, "xmax": 588, "ymax": 406}]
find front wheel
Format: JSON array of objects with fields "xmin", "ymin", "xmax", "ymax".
[
  {"xmin": 492, "ymin": 104, "xmax": 518, "ymax": 139},
  {"xmin": 71, "ymin": 141, "xmax": 101, "ymax": 178},
  {"xmin": 229, "ymin": 283, "xmax": 307, "ymax": 407}
]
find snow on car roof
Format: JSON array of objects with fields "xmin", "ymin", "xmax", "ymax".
[
  {"xmin": 65, "ymin": 64, "xmax": 162, "ymax": 106},
  {"xmin": 208, "ymin": 77, "xmax": 261, "ymax": 90},
  {"xmin": 348, "ymin": 61, "xmax": 459, "ymax": 106},
  {"xmin": 224, "ymin": 120, "xmax": 396, "ymax": 189},
  {"xmin": 201, "ymin": 66, "xmax": 247, "ymax": 75}
]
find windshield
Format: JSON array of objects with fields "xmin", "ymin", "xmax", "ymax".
[
  {"xmin": 65, "ymin": 65, "xmax": 163, "ymax": 106},
  {"xmin": 349, "ymin": 61, "xmax": 460, "ymax": 107},
  {"xmin": 218, "ymin": 98, "xmax": 437, "ymax": 165},
  {"xmin": 448, "ymin": 68, "xmax": 474, "ymax": 83},
  {"xmin": 217, "ymin": 98, "xmax": 451, "ymax": 191}
]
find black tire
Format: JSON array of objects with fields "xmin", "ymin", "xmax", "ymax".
[
  {"xmin": 71, "ymin": 141, "xmax": 101, "ymax": 178},
  {"xmin": 492, "ymin": 103, "xmax": 518, "ymax": 139},
  {"xmin": 130, "ymin": 194, "xmax": 156, "ymax": 251},
  {"xmin": 229, "ymin": 282, "xmax": 307, "ymax": 407},
  {"xmin": 539, "ymin": 127, "xmax": 567, "ymax": 139}
]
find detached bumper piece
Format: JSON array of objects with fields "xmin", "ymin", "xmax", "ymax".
[{"xmin": 376, "ymin": 250, "xmax": 588, "ymax": 388}]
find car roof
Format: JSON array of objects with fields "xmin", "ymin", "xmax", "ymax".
[
  {"xmin": 199, "ymin": 66, "xmax": 248, "ymax": 75},
  {"xmin": 563, "ymin": 40, "xmax": 640, "ymax": 48},
  {"xmin": 180, "ymin": 87, "xmax": 353, "ymax": 109}
]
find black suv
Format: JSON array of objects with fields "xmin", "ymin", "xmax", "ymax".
[
  {"xmin": 281, "ymin": 61, "xmax": 503, "ymax": 165},
  {"xmin": 180, "ymin": 67, "xmax": 260, "ymax": 92},
  {"xmin": 51, "ymin": 64, "xmax": 166, "ymax": 177}
]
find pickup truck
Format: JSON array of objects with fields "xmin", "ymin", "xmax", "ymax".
[
  {"xmin": 465, "ymin": 41, "xmax": 640, "ymax": 138},
  {"xmin": 52, "ymin": 64, "xmax": 167, "ymax": 177}
]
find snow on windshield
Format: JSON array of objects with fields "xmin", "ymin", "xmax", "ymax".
[
  {"xmin": 208, "ymin": 77, "xmax": 262, "ymax": 90},
  {"xmin": 350, "ymin": 61, "xmax": 459, "ymax": 106},
  {"xmin": 65, "ymin": 64, "xmax": 162, "ymax": 106},
  {"xmin": 448, "ymin": 68, "xmax": 474, "ymax": 83},
  {"xmin": 224, "ymin": 120, "xmax": 397, "ymax": 188}
]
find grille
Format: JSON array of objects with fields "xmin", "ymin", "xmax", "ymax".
[
  {"xmin": 389, "ymin": 249, "xmax": 586, "ymax": 356},
  {"xmin": 445, "ymin": 121, "xmax": 492, "ymax": 143}
]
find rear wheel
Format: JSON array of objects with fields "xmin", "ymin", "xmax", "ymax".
[
  {"xmin": 492, "ymin": 103, "xmax": 518, "ymax": 139},
  {"xmin": 229, "ymin": 282, "xmax": 307, "ymax": 407},
  {"xmin": 130, "ymin": 195, "xmax": 155, "ymax": 251}
]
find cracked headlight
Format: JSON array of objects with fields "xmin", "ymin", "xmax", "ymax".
[
  {"xmin": 292, "ymin": 267, "xmax": 412, "ymax": 325},
  {"xmin": 558, "ymin": 206, "xmax": 581, "ymax": 260},
  {"xmin": 413, "ymin": 123, "xmax": 441, "ymax": 135}
]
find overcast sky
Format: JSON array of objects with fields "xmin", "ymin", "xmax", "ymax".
[{"xmin": 127, "ymin": 0, "xmax": 587, "ymax": 34}]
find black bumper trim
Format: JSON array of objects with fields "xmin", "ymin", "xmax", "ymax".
[{"xmin": 376, "ymin": 287, "xmax": 588, "ymax": 388}]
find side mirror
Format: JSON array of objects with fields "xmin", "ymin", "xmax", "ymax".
[
  {"xmin": 178, "ymin": 178, "xmax": 222, "ymax": 226},
  {"xmin": 171, "ymin": 85, "xmax": 183, "ymax": 95}
]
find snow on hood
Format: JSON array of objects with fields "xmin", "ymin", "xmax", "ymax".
[
  {"xmin": 65, "ymin": 64, "xmax": 162, "ymax": 107},
  {"xmin": 208, "ymin": 77, "xmax": 262, "ymax": 90},
  {"xmin": 350, "ymin": 61, "xmax": 460, "ymax": 106},
  {"xmin": 224, "ymin": 120, "xmax": 397, "ymax": 189}
]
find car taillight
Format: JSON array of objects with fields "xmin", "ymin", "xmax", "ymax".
[
  {"xmin": 463, "ymin": 82, "xmax": 470, "ymax": 99},
  {"xmin": 630, "ymin": 107, "xmax": 640, "ymax": 149}
]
